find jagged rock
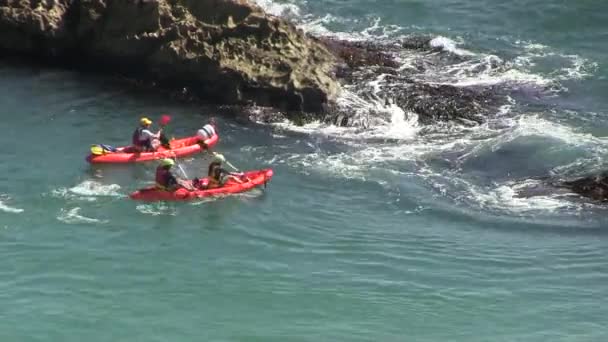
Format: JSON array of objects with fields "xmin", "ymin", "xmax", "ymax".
[
  {"xmin": 398, "ymin": 35, "xmax": 433, "ymax": 51},
  {"xmin": 0, "ymin": 0, "xmax": 339, "ymax": 112},
  {"xmin": 319, "ymin": 37, "xmax": 399, "ymax": 70},
  {"xmin": 561, "ymin": 173, "xmax": 608, "ymax": 202},
  {"xmin": 317, "ymin": 36, "xmax": 500, "ymax": 127},
  {"xmin": 391, "ymin": 83, "xmax": 494, "ymax": 125}
]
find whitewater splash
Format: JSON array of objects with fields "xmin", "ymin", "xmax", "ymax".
[
  {"xmin": 0, "ymin": 195, "xmax": 24, "ymax": 214},
  {"xmin": 52, "ymin": 180, "xmax": 123, "ymax": 201},
  {"xmin": 57, "ymin": 207, "xmax": 107, "ymax": 224},
  {"xmin": 136, "ymin": 203, "xmax": 178, "ymax": 216},
  {"xmin": 268, "ymin": 110, "xmax": 608, "ymax": 214},
  {"xmin": 253, "ymin": 0, "xmax": 602, "ymax": 214},
  {"xmin": 251, "ymin": 0, "xmax": 302, "ymax": 18}
]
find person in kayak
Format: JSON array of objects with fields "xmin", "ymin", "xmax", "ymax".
[
  {"xmin": 196, "ymin": 118, "xmax": 218, "ymax": 149},
  {"xmin": 192, "ymin": 154, "xmax": 243, "ymax": 189},
  {"xmin": 132, "ymin": 117, "xmax": 161, "ymax": 152},
  {"xmin": 205, "ymin": 154, "xmax": 243, "ymax": 189},
  {"xmin": 155, "ymin": 158, "xmax": 188, "ymax": 191}
]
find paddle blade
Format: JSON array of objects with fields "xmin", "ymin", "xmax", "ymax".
[{"xmin": 160, "ymin": 114, "xmax": 171, "ymax": 126}]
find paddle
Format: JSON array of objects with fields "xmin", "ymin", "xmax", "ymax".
[
  {"xmin": 169, "ymin": 156, "xmax": 195, "ymax": 191},
  {"xmin": 160, "ymin": 114, "xmax": 171, "ymax": 126},
  {"xmin": 169, "ymin": 152, "xmax": 189, "ymax": 179},
  {"xmin": 212, "ymin": 152, "xmax": 249, "ymax": 183},
  {"xmin": 158, "ymin": 114, "xmax": 172, "ymax": 148}
]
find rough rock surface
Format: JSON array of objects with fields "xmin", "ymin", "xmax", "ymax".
[
  {"xmin": 320, "ymin": 37, "xmax": 501, "ymax": 127},
  {"xmin": 0, "ymin": 0, "xmax": 339, "ymax": 112},
  {"xmin": 560, "ymin": 173, "xmax": 608, "ymax": 202}
]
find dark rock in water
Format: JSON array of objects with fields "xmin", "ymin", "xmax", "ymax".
[
  {"xmin": 398, "ymin": 35, "xmax": 434, "ymax": 51},
  {"xmin": 317, "ymin": 36, "xmax": 502, "ymax": 127},
  {"xmin": 0, "ymin": 0, "xmax": 339, "ymax": 113},
  {"xmin": 319, "ymin": 37, "xmax": 400, "ymax": 70},
  {"xmin": 217, "ymin": 105, "xmax": 319, "ymax": 126},
  {"xmin": 560, "ymin": 173, "xmax": 608, "ymax": 202},
  {"xmin": 392, "ymin": 83, "xmax": 495, "ymax": 125}
]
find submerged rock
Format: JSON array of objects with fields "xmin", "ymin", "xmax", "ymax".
[
  {"xmin": 0, "ymin": 0, "xmax": 339, "ymax": 112},
  {"xmin": 560, "ymin": 173, "xmax": 608, "ymax": 202}
]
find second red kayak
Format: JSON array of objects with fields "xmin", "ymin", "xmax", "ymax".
[
  {"xmin": 129, "ymin": 169, "xmax": 274, "ymax": 201},
  {"xmin": 87, "ymin": 134, "xmax": 219, "ymax": 164}
]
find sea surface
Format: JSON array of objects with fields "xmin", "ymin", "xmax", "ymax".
[{"xmin": 1, "ymin": 0, "xmax": 608, "ymax": 340}]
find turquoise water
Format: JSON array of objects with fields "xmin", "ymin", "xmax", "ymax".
[{"xmin": 2, "ymin": 1, "xmax": 608, "ymax": 340}]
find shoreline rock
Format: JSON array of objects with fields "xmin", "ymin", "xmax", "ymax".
[
  {"xmin": 560, "ymin": 174, "xmax": 608, "ymax": 202},
  {"xmin": 0, "ymin": 0, "xmax": 339, "ymax": 113},
  {"xmin": 0, "ymin": 1, "xmax": 512, "ymax": 128},
  {"xmin": 319, "ymin": 36, "xmax": 502, "ymax": 127}
]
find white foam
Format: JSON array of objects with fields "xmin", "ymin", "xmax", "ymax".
[
  {"xmin": 298, "ymin": 14, "xmax": 338, "ymax": 37},
  {"xmin": 69, "ymin": 180, "xmax": 122, "ymax": 197},
  {"xmin": 430, "ymin": 36, "xmax": 475, "ymax": 56},
  {"xmin": 464, "ymin": 178, "xmax": 579, "ymax": 214},
  {"xmin": 0, "ymin": 198, "xmax": 24, "ymax": 214},
  {"xmin": 382, "ymin": 103, "xmax": 420, "ymax": 140},
  {"xmin": 271, "ymin": 98, "xmax": 419, "ymax": 142},
  {"xmin": 248, "ymin": 0, "xmax": 602, "ymax": 214},
  {"xmin": 57, "ymin": 207, "xmax": 106, "ymax": 224},
  {"xmin": 269, "ymin": 110, "xmax": 608, "ymax": 213},
  {"xmin": 52, "ymin": 180, "xmax": 122, "ymax": 201},
  {"xmin": 509, "ymin": 115, "xmax": 608, "ymax": 148},
  {"xmin": 135, "ymin": 203, "xmax": 177, "ymax": 216},
  {"xmin": 555, "ymin": 55, "xmax": 599, "ymax": 81},
  {"xmin": 251, "ymin": 0, "xmax": 303, "ymax": 18},
  {"xmin": 520, "ymin": 42, "xmax": 550, "ymax": 51},
  {"xmin": 299, "ymin": 14, "xmax": 406, "ymax": 41}
]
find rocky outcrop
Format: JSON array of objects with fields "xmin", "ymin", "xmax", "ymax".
[
  {"xmin": 320, "ymin": 37, "xmax": 502, "ymax": 127},
  {"xmin": 560, "ymin": 173, "xmax": 608, "ymax": 202},
  {"xmin": 0, "ymin": 0, "xmax": 339, "ymax": 112}
]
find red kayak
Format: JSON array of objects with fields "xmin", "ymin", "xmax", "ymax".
[
  {"xmin": 87, "ymin": 134, "xmax": 219, "ymax": 164},
  {"xmin": 129, "ymin": 169, "xmax": 274, "ymax": 201}
]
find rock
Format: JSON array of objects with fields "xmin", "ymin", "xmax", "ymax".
[
  {"xmin": 398, "ymin": 35, "xmax": 434, "ymax": 51},
  {"xmin": 218, "ymin": 104, "xmax": 319, "ymax": 126},
  {"xmin": 318, "ymin": 37, "xmax": 501, "ymax": 127},
  {"xmin": 560, "ymin": 173, "xmax": 608, "ymax": 202},
  {"xmin": 0, "ymin": 0, "xmax": 339, "ymax": 113},
  {"xmin": 319, "ymin": 37, "xmax": 399, "ymax": 80},
  {"xmin": 391, "ymin": 83, "xmax": 494, "ymax": 125}
]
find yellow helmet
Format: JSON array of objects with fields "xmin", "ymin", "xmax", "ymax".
[
  {"xmin": 160, "ymin": 158, "xmax": 175, "ymax": 167},
  {"xmin": 140, "ymin": 117, "xmax": 152, "ymax": 126}
]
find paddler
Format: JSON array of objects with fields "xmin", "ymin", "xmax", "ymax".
[
  {"xmin": 155, "ymin": 158, "xmax": 191, "ymax": 191},
  {"xmin": 195, "ymin": 154, "xmax": 243, "ymax": 189},
  {"xmin": 196, "ymin": 118, "xmax": 218, "ymax": 149},
  {"xmin": 132, "ymin": 117, "xmax": 161, "ymax": 152}
]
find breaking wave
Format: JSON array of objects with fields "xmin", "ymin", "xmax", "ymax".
[{"xmin": 253, "ymin": 0, "xmax": 601, "ymax": 215}]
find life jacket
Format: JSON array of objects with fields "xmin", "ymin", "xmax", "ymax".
[
  {"xmin": 155, "ymin": 166, "xmax": 173, "ymax": 190},
  {"xmin": 132, "ymin": 127, "xmax": 145, "ymax": 146},
  {"xmin": 197, "ymin": 124, "xmax": 216, "ymax": 141}
]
